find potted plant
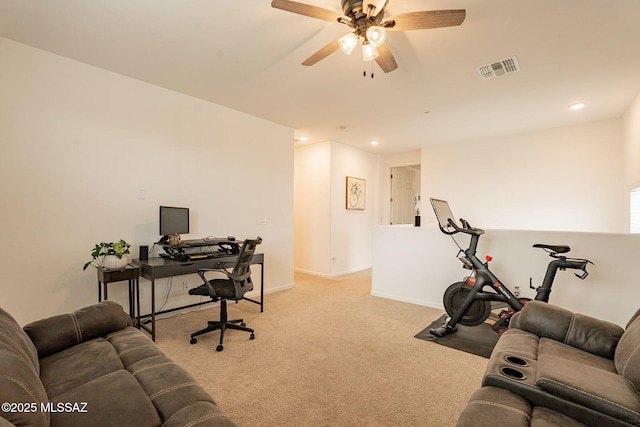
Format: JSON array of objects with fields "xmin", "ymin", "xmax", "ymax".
[{"xmin": 83, "ymin": 239, "xmax": 131, "ymax": 271}]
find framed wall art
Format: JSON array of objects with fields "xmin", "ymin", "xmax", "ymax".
[{"xmin": 346, "ymin": 176, "xmax": 365, "ymax": 210}]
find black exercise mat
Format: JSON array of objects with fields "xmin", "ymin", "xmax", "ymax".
[{"xmin": 414, "ymin": 315, "xmax": 500, "ymax": 359}]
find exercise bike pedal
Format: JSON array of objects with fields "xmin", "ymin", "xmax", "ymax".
[
  {"xmin": 429, "ymin": 325, "xmax": 458, "ymax": 338},
  {"xmin": 491, "ymin": 312, "xmax": 513, "ymax": 333}
]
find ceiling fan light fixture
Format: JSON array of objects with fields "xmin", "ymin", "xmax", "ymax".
[
  {"xmin": 362, "ymin": 42, "xmax": 379, "ymax": 62},
  {"xmin": 338, "ymin": 33, "xmax": 358, "ymax": 55},
  {"xmin": 365, "ymin": 26, "xmax": 386, "ymax": 47}
]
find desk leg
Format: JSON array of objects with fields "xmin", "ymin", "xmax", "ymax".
[
  {"xmin": 260, "ymin": 262, "xmax": 264, "ymax": 313},
  {"xmin": 127, "ymin": 279, "xmax": 135, "ymax": 318},
  {"xmin": 135, "ymin": 278, "xmax": 141, "ymax": 329},
  {"xmin": 151, "ymin": 278, "xmax": 156, "ymax": 342},
  {"xmin": 98, "ymin": 281, "xmax": 102, "ymax": 302}
]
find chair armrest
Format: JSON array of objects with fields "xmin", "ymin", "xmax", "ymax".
[
  {"xmin": 23, "ymin": 301, "xmax": 132, "ymax": 358},
  {"xmin": 197, "ymin": 268, "xmax": 231, "ymax": 278},
  {"xmin": 515, "ymin": 301, "xmax": 624, "ymax": 359}
]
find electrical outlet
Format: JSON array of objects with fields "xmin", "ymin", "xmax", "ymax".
[{"xmin": 183, "ymin": 281, "xmax": 190, "ymax": 292}]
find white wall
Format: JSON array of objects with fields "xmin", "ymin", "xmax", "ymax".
[
  {"xmin": 373, "ymin": 116, "xmax": 639, "ymax": 326},
  {"xmin": 372, "ymin": 225, "xmax": 640, "ymax": 327},
  {"xmin": 294, "ymin": 142, "xmax": 331, "ymax": 274},
  {"xmin": 623, "ymin": 90, "xmax": 640, "ymax": 229},
  {"xmin": 330, "ymin": 142, "xmax": 376, "ymax": 275},
  {"xmin": 0, "ymin": 38, "xmax": 294, "ymax": 326},
  {"xmin": 422, "ymin": 119, "xmax": 624, "ymax": 232},
  {"xmin": 293, "ymin": 141, "xmax": 376, "ymax": 276}
]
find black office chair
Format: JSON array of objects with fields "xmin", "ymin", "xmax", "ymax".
[{"xmin": 188, "ymin": 237, "xmax": 262, "ymax": 352}]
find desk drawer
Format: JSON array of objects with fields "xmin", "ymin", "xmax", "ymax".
[{"xmin": 137, "ymin": 257, "xmax": 236, "ymax": 279}]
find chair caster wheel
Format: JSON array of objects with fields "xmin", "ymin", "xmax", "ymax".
[
  {"xmin": 216, "ymin": 345, "xmax": 224, "ymax": 352},
  {"xmin": 250, "ymin": 333, "xmax": 255, "ymax": 340},
  {"xmin": 190, "ymin": 337, "xmax": 197, "ymax": 345}
]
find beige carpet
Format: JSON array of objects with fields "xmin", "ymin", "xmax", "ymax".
[{"xmin": 154, "ymin": 270, "xmax": 487, "ymax": 426}]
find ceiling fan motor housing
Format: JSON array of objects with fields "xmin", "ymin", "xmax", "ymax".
[
  {"xmin": 341, "ymin": 0, "xmax": 385, "ymax": 33},
  {"xmin": 341, "ymin": 0, "xmax": 364, "ymax": 15}
]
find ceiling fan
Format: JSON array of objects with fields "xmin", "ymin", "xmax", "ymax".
[{"xmin": 271, "ymin": 0, "xmax": 466, "ymax": 73}]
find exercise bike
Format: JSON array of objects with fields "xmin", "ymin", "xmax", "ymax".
[{"xmin": 428, "ymin": 198, "xmax": 593, "ymax": 338}]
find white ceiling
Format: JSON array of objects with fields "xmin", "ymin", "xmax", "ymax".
[{"xmin": 1, "ymin": 0, "xmax": 639, "ymax": 154}]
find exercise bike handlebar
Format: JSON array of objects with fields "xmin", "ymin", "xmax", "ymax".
[
  {"xmin": 556, "ymin": 257, "xmax": 593, "ymax": 280},
  {"xmin": 446, "ymin": 217, "xmax": 485, "ymax": 236}
]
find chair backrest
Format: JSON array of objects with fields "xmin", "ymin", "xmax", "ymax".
[{"xmin": 228, "ymin": 237, "xmax": 262, "ymax": 297}]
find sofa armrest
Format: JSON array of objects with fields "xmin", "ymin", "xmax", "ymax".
[
  {"xmin": 0, "ymin": 417, "xmax": 17, "ymax": 427},
  {"xmin": 23, "ymin": 301, "xmax": 132, "ymax": 358},
  {"xmin": 515, "ymin": 301, "xmax": 624, "ymax": 359}
]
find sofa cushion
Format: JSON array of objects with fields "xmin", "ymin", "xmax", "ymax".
[
  {"xmin": 536, "ymin": 353, "xmax": 640, "ymax": 425},
  {"xmin": 456, "ymin": 386, "xmax": 589, "ymax": 427},
  {"xmin": 615, "ymin": 313, "xmax": 640, "ymax": 390},
  {"xmin": 49, "ymin": 369, "xmax": 161, "ymax": 427},
  {"xmin": 106, "ymin": 327, "xmax": 233, "ymax": 425},
  {"xmin": 539, "ymin": 338, "xmax": 616, "ymax": 373},
  {"xmin": 457, "ymin": 386, "xmax": 532, "ymax": 427},
  {"xmin": 39, "ymin": 337, "xmax": 125, "ymax": 398},
  {"xmin": 0, "ymin": 307, "xmax": 49, "ymax": 427},
  {"xmin": 106, "ymin": 326, "xmax": 166, "ymax": 367},
  {"xmin": 24, "ymin": 301, "xmax": 131, "ymax": 358},
  {"xmin": 163, "ymin": 402, "xmax": 238, "ymax": 427},
  {"xmin": 516, "ymin": 302, "xmax": 623, "ymax": 359},
  {"xmin": 530, "ymin": 407, "xmax": 588, "ymax": 427},
  {"xmin": 129, "ymin": 354, "xmax": 217, "ymax": 422}
]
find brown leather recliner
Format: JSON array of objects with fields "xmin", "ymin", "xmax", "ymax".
[{"xmin": 458, "ymin": 301, "xmax": 640, "ymax": 427}]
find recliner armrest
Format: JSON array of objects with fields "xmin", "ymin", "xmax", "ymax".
[
  {"xmin": 515, "ymin": 301, "xmax": 624, "ymax": 359},
  {"xmin": 23, "ymin": 301, "xmax": 132, "ymax": 358}
]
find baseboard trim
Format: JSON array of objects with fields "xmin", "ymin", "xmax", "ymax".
[
  {"xmin": 370, "ymin": 290, "xmax": 443, "ymax": 310},
  {"xmin": 245, "ymin": 282, "xmax": 294, "ymax": 299},
  {"xmin": 294, "ymin": 266, "xmax": 371, "ymax": 278}
]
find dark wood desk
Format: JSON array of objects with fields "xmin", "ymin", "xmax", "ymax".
[{"xmin": 132, "ymin": 253, "xmax": 264, "ymax": 341}]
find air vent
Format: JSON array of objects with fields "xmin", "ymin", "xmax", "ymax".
[{"xmin": 476, "ymin": 56, "xmax": 520, "ymax": 80}]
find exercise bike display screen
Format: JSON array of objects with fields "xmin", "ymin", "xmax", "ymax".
[{"xmin": 430, "ymin": 198, "xmax": 459, "ymax": 231}]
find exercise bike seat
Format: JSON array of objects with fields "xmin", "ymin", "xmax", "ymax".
[{"xmin": 533, "ymin": 243, "xmax": 570, "ymax": 254}]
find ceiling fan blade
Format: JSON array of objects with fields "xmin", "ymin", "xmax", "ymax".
[
  {"xmin": 384, "ymin": 9, "xmax": 466, "ymax": 31},
  {"xmin": 375, "ymin": 43, "xmax": 398, "ymax": 73},
  {"xmin": 302, "ymin": 39, "xmax": 340, "ymax": 66},
  {"xmin": 271, "ymin": 0, "xmax": 346, "ymax": 23}
]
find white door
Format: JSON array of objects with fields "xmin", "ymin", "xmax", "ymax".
[{"xmin": 390, "ymin": 167, "xmax": 417, "ymax": 224}]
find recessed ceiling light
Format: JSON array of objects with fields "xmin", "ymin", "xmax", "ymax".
[
  {"xmin": 299, "ymin": 136, "xmax": 308, "ymax": 142},
  {"xmin": 569, "ymin": 103, "xmax": 586, "ymax": 110},
  {"xmin": 370, "ymin": 141, "xmax": 379, "ymax": 146}
]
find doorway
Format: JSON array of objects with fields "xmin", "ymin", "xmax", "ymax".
[{"xmin": 390, "ymin": 165, "xmax": 421, "ymax": 224}]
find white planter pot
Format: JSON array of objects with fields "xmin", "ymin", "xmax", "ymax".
[{"xmin": 102, "ymin": 254, "xmax": 129, "ymax": 270}]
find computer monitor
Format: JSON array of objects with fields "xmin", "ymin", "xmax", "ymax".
[
  {"xmin": 429, "ymin": 198, "xmax": 459, "ymax": 232},
  {"xmin": 159, "ymin": 206, "xmax": 189, "ymax": 237}
]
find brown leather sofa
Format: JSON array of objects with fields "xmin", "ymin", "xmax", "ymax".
[
  {"xmin": 0, "ymin": 301, "xmax": 236, "ymax": 427},
  {"xmin": 457, "ymin": 301, "xmax": 640, "ymax": 427}
]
